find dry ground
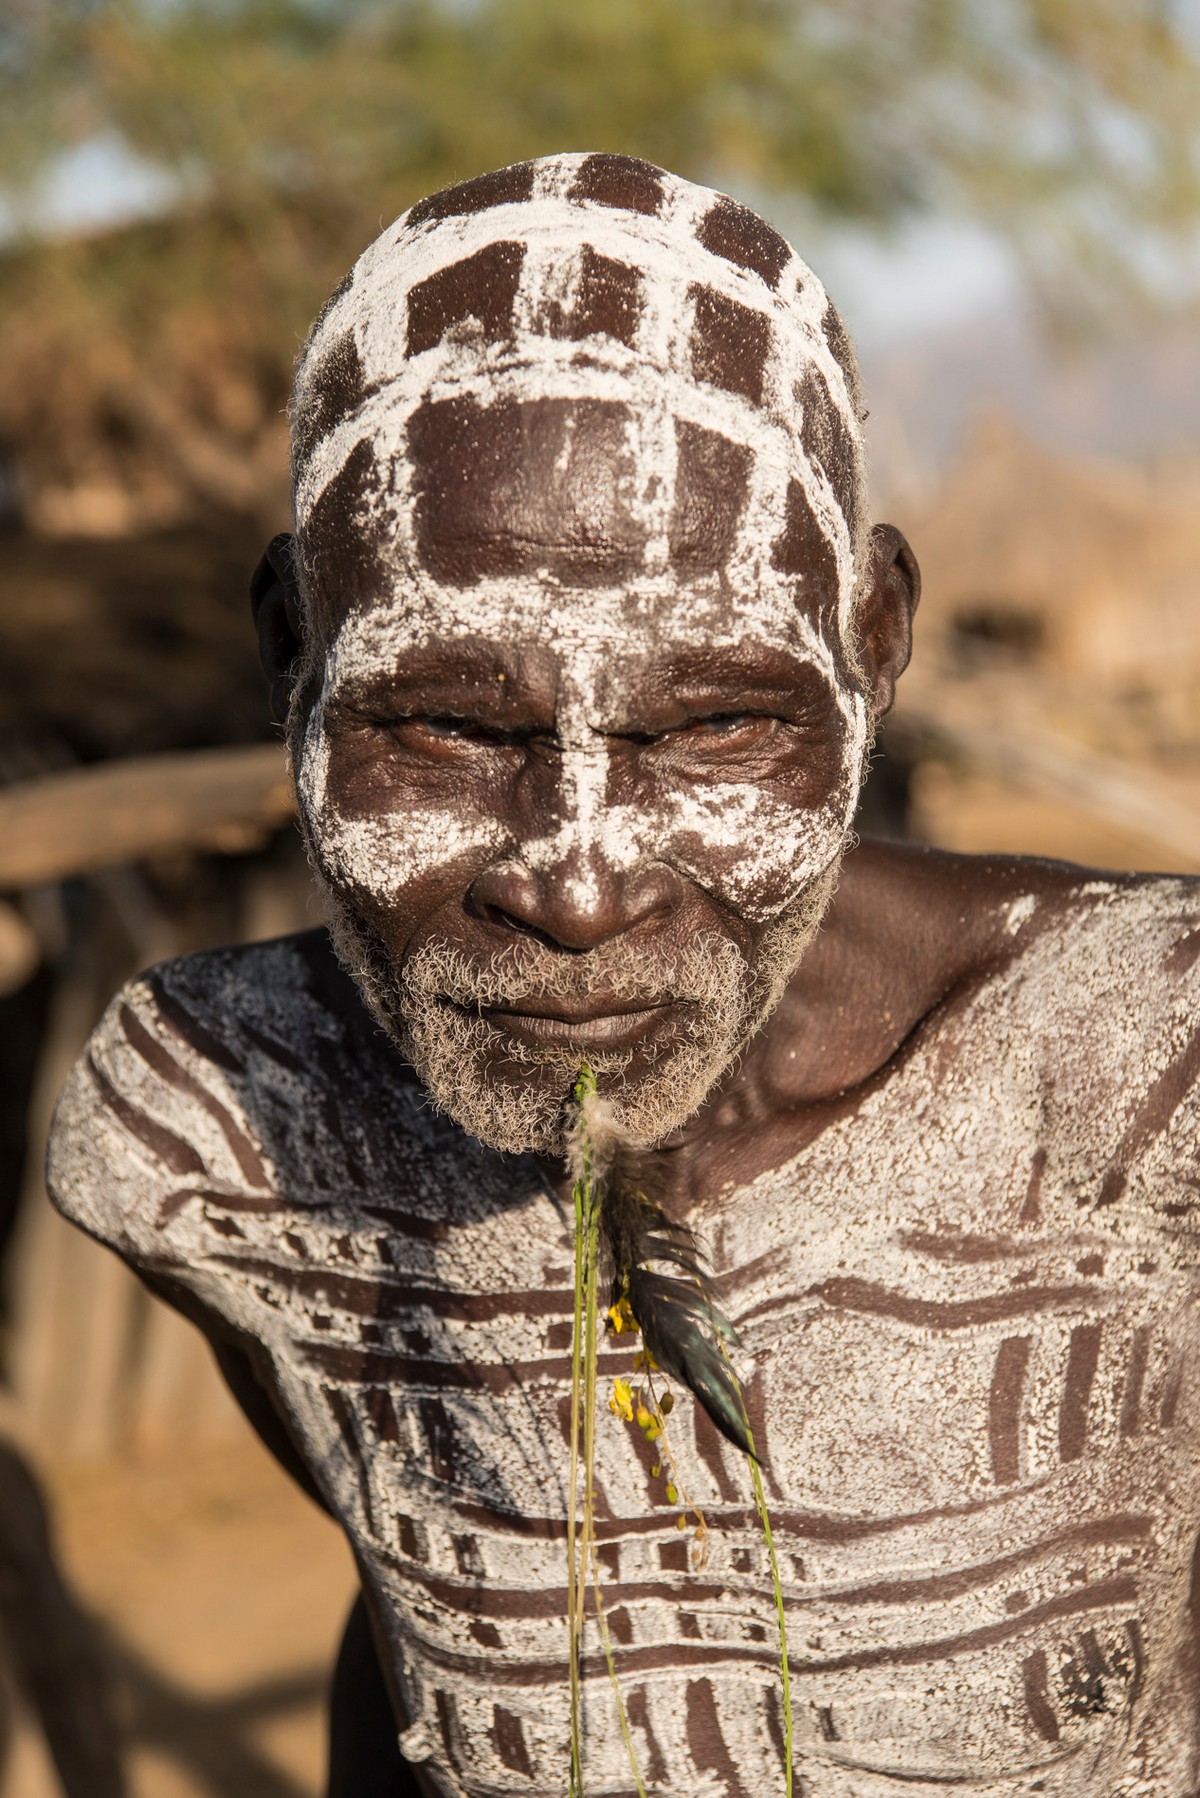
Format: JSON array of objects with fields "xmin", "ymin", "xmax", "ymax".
[{"xmin": 2, "ymin": 1429, "xmax": 355, "ymax": 1798}]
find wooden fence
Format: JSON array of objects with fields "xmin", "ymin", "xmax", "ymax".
[{"xmin": 3, "ymin": 746, "xmax": 302, "ymax": 1460}]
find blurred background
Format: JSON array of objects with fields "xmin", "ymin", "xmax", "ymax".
[{"xmin": 1, "ymin": 2, "xmax": 1199, "ymax": 1792}]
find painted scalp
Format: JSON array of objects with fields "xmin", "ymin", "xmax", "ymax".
[{"xmin": 290, "ymin": 152, "xmax": 867, "ymax": 645}]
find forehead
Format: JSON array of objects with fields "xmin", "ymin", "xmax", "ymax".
[
  {"xmin": 294, "ymin": 154, "xmax": 864, "ymax": 660},
  {"xmin": 311, "ymin": 398, "xmax": 850, "ymax": 676}
]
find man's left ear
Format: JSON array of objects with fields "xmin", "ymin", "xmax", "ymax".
[
  {"xmin": 854, "ymin": 523, "xmax": 920, "ymax": 720},
  {"xmin": 250, "ymin": 532, "xmax": 304, "ymax": 725}
]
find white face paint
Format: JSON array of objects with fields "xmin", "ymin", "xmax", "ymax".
[
  {"xmin": 294, "ymin": 572, "xmax": 868, "ymax": 930},
  {"xmin": 288, "ymin": 152, "xmax": 872, "ymax": 1148}
]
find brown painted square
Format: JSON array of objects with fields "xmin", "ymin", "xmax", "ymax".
[
  {"xmin": 406, "ymin": 241, "xmax": 527, "ymax": 356},
  {"xmin": 770, "ymin": 476, "xmax": 838, "ymax": 610},
  {"xmin": 797, "ymin": 362, "xmax": 860, "ymax": 539},
  {"xmin": 406, "ymin": 161, "xmax": 535, "ymax": 227},
  {"xmin": 696, "ymin": 196, "xmax": 791, "ymax": 288},
  {"xmin": 567, "ymin": 152, "xmax": 664, "ymax": 215},
  {"xmin": 542, "ymin": 245, "xmax": 643, "ymax": 348},
  {"xmin": 408, "ymin": 393, "xmax": 647, "ymax": 586},
  {"xmin": 293, "ymin": 329, "xmax": 368, "ymax": 471},
  {"xmin": 669, "ymin": 419, "xmax": 752, "ymax": 571},
  {"xmin": 690, "ymin": 284, "xmax": 772, "ymax": 405}
]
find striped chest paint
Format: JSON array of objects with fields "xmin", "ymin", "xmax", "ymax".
[{"xmin": 46, "ymin": 881, "xmax": 1200, "ymax": 1796}]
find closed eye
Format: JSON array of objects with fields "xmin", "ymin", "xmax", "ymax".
[
  {"xmin": 623, "ymin": 712, "xmax": 765, "ymax": 746},
  {"xmin": 421, "ymin": 716, "xmax": 501, "ymax": 740},
  {"xmin": 384, "ymin": 714, "xmax": 532, "ymax": 748},
  {"xmin": 670, "ymin": 712, "xmax": 780, "ymax": 746},
  {"xmin": 682, "ymin": 712, "xmax": 754, "ymax": 734}
]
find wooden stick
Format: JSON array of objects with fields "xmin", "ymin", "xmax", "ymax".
[
  {"xmin": 0, "ymin": 899, "xmax": 40, "ymax": 996},
  {"xmin": 0, "ymin": 745, "xmax": 294, "ymax": 890},
  {"xmin": 895, "ymin": 676, "xmax": 1200, "ymax": 869}
]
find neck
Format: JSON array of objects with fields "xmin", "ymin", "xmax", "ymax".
[{"xmin": 537, "ymin": 837, "xmax": 1007, "ymax": 1211}]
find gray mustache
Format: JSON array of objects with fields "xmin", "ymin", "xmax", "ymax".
[{"xmin": 401, "ymin": 936, "xmax": 749, "ymax": 1011}]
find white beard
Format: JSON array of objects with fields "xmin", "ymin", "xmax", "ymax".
[{"xmin": 316, "ymin": 861, "xmax": 842, "ymax": 1155}]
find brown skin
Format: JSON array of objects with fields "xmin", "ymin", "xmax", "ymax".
[
  {"xmin": 238, "ymin": 515, "xmax": 927, "ymax": 1487},
  {"xmin": 239, "ymin": 505, "xmax": 1119, "ymax": 1788},
  {"xmin": 258, "ymin": 518, "xmax": 922, "ymax": 1305},
  {"xmin": 247, "ymin": 495, "xmax": 1098, "ymax": 1269},
  {"xmin": 254, "ymin": 519, "xmax": 936, "ymax": 1140}
]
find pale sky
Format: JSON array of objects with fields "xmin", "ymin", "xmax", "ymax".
[{"xmin": 2, "ymin": 130, "xmax": 1025, "ymax": 355}]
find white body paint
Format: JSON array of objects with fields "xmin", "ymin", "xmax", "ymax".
[
  {"xmin": 297, "ymin": 599, "xmax": 865, "ymax": 924},
  {"xmin": 46, "ymin": 875, "xmax": 1200, "ymax": 1795},
  {"xmin": 42, "ymin": 153, "xmax": 1200, "ymax": 1798},
  {"xmin": 293, "ymin": 156, "xmax": 862, "ymax": 635}
]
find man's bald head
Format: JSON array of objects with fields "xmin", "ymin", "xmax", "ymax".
[{"xmin": 289, "ymin": 153, "xmax": 867, "ymax": 669}]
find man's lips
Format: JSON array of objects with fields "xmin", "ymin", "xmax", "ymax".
[{"xmin": 458, "ymin": 994, "xmax": 677, "ymax": 1050}]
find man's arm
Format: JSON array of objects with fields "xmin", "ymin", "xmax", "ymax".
[
  {"xmin": 140, "ymin": 1268, "xmax": 331, "ymax": 1513},
  {"xmin": 46, "ymin": 964, "xmax": 337, "ymax": 1514}
]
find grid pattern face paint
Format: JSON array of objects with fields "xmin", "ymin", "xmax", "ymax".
[
  {"xmin": 292, "ymin": 153, "xmax": 865, "ymax": 645},
  {"xmin": 288, "ymin": 154, "xmax": 872, "ymax": 926}
]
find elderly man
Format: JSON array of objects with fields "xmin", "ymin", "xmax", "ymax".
[{"xmin": 48, "ymin": 155, "xmax": 1200, "ymax": 1797}]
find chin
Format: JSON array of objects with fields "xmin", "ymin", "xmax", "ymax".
[
  {"xmin": 316, "ymin": 864, "xmax": 840, "ymax": 1156},
  {"xmin": 406, "ymin": 1021, "xmax": 744, "ymax": 1156}
]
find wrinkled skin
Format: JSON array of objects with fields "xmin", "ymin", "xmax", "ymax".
[
  {"xmin": 132, "ymin": 429, "xmax": 1197, "ymax": 1797},
  {"xmin": 254, "ymin": 473, "xmax": 919, "ymax": 1160}
]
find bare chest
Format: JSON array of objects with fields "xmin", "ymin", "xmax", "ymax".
[{"xmin": 200, "ymin": 1029, "xmax": 1200, "ymax": 1796}]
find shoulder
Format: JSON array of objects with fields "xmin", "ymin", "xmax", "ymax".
[
  {"xmin": 988, "ymin": 860, "xmax": 1200, "ymax": 1116},
  {"xmin": 963, "ymin": 854, "xmax": 1200, "ymax": 1026},
  {"xmin": 751, "ymin": 844, "xmax": 1199, "ymax": 1118},
  {"xmin": 124, "ymin": 927, "xmax": 367, "ymax": 1057},
  {"xmin": 847, "ymin": 846, "xmax": 1200, "ymax": 1208},
  {"xmin": 46, "ymin": 930, "xmax": 414, "ymax": 1264},
  {"xmin": 973, "ymin": 858, "xmax": 1200, "ymax": 1217},
  {"xmin": 893, "ymin": 847, "xmax": 1200, "ymax": 1172},
  {"xmin": 847, "ymin": 839, "xmax": 1200, "ymax": 1015}
]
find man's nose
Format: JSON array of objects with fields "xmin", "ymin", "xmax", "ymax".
[{"xmin": 468, "ymin": 851, "xmax": 682, "ymax": 951}]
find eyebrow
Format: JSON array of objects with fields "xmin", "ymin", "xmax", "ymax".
[
  {"xmin": 328, "ymin": 640, "xmax": 843, "ymax": 717},
  {"xmin": 620, "ymin": 644, "xmax": 841, "ymax": 698},
  {"xmin": 329, "ymin": 645, "xmax": 519, "ymax": 705}
]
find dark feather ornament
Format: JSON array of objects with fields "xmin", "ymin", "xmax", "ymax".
[
  {"xmin": 601, "ymin": 1184, "xmax": 753, "ymax": 1457},
  {"xmin": 565, "ymin": 1066, "xmax": 792, "ymax": 1797}
]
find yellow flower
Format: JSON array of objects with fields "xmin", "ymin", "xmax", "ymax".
[
  {"xmin": 635, "ymin": 1401, "xmax": 654, "ymax": 1431},
  {"xmin": 606, "ymin": 1296, "xmax": 638, "ymax": 1336},
  {"xmin": 609, "ymin": 1378, "xmax": 634, "ymax": 1423}
]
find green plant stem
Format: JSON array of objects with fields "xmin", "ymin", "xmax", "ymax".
[
  {"xmin": 746, "ymin": 1430, "xmax": 793, "ymax": 1797},
  {"xmin": 568, "ymin": 1063, "xmax": 649, "ymax": 1797},
  {"xmin": 579, "ymin": 1186, "xmax": 601, "ymax": 1628},
  {"xmin": 567, "ymin": 1143, "xmax": 588, "ymax": 1794},
  {"xmin": 568, "ymin": 1064, "xmax": 599, "ymax": 1798}
]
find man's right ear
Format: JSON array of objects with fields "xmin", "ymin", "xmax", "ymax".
[{"xmin": 250, "ymin": 533, "xmax": 304, "ymax": 725}]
